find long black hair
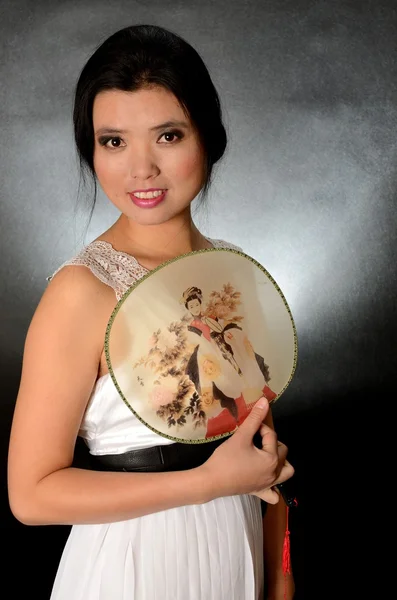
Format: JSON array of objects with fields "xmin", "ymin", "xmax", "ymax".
[{"xmin": 73, "ymin": 24, "xmax": 227, "ymax": 225}]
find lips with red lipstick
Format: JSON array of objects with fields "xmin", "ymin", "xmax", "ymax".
[{"xmin": 128, "ymin": 188, "xmax": 168, "ymax": 209}]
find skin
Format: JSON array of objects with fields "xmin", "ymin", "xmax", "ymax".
[{"xmin": 7, "ymin": 85, "xmax": 294, "ymax": 599}]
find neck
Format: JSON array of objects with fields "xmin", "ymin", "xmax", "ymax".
[{"xmin": 103, "ymin": 208, "xmax": 212, "ymax": 268}]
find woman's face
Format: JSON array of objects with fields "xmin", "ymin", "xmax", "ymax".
[
  {"xmin": 92, "ymin": 85, "xmax": 206, "ymax": 226},
  {"xmin": 187, "ymin": 298, "xmax": 201, "ymax": 317}
]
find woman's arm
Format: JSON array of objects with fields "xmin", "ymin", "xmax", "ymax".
[
  {"xmin": 7, "ymin": 267, "xmax": 209, "ymax": 525},
  {"xmin": 262, "ymin": 410, "xmax": 295, "ymax": 600}
]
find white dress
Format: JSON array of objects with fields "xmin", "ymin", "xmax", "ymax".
[{"xmin": 48, "ymin": 239, "xmax": 264, "ymax": 600}]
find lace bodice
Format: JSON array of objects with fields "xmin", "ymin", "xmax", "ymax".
[{"xmin": 48, "ymin": 238, "xmax": 242, "ymax": 300}]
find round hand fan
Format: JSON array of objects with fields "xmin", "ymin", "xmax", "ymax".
[{"xmin": 105, "ymin": 247, "xmax": 297, "ymax": 444}]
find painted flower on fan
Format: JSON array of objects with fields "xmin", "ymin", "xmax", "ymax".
[
  {"xmin": 200, "ymin": 355, "xmax": 221, "ymax": 379},
  {"xmin": 134, "ymin": 318, "xmax": 190, "ymax": 377},
  {"xmin": 201, "ymin": 389, "xmax": 214, "ymax": 407},
  {"xmin": 160, "ymin": 374, "xmax": 179, "ymax": 392},
  {"xmin": 155, "ymin": 329, "xmax": 178, "ymax": 353},
  {"xmin": 149, "ymin": 385, "xmax": 176, "ymax": 409},
  {"xmin": 204, "ymin": 283, "xmax": 242, "ymax": 321},
  {"xmin": 213, "ymin": 304, "xmax": 231, "ymax": 320}
]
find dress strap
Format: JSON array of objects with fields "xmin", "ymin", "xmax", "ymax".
[
  {"xmin": 47, "ymin": 238, "xmax": 242, "ymax": 300},
  {"xmin": 46, "ymin": 241, "xmax": 149, "ymax": 300}
]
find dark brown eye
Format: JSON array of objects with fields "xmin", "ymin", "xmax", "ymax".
[
  {"xmin": 109, "ymin": 137, "xmax": 122, "ymax": 147},
  {"xmin": 163, "ymin": 132, "xmax": 176, "ymax": 142},
  {"xmin": 98, "ymin": 136, "xmax": 125, "ymax": 148},
  {"xmin": 158, "ymin": 130, "xmax": 184, "ymax": 144}
]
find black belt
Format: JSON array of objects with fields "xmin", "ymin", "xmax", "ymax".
[{"xmin": 89, "ymin": 435, "xmax": 230, "ymax": 473}]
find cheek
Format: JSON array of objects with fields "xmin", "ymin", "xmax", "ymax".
[
  {"xmin": 93, "ymin": 150, "xmax": 125, "ymax": 185},
  {"xmin": 169, "ymin": 144, "xmax": 205, "ymax": 183}
]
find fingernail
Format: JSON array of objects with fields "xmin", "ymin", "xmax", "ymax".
[{"xmin": 256, "ymin": 397, "xmax": 268, "ymax": 409}]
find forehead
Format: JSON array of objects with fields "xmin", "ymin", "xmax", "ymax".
[{"xmin": 92, "ymin": 86, "xmax": 188, "ymax": 127}]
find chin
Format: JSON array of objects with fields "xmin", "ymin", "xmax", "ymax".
[
  {"xmin": 124, "ymin": 199, "xmax": 194, "ymax": 227},
  {"xmin": 125, "ymin": 209, "xmax": 179, "ymax": 227}
]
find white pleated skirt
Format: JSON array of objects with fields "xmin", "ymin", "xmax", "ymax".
[{"xmin": 50, "ymin": 494, "xmax": 264, "ymax": 600}]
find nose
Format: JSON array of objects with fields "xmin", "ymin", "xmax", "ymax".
[{"xmin": 129, "ymin": 143, "xmax": 160, "ymax": 180}]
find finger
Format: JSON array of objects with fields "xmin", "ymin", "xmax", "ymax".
[
  {"xmin": 236, "ymin": 397, "xmax": 270, "ymax": 440},
  {"xmin": 276, "ymin": 441, "xmax": 288, "ymax": 464},
  {"xmin": 274, "ymin": 446, "xmax": 288, "ymax": 478},
  {"xmin": 258, "ymin": 429, "xmax": 288, "ymax": 461},
  {"xmin": 274, "ymin": 460, "xmax": 295, "ymax": 485},
  {"xmin": 252, "ymin": 487, "xmax": 280, "ymax": 504},
  {"xmin": 258, "ymin": 423, "xmax": 282, "ymax": 449},
  {"xmin": 257, "ymin": 422, "xmax": 278, "ymax": 456}
]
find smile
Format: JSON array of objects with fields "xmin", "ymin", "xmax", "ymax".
[{"xmin": 128, "ymin": 189, "xmax": 167, "ymax": 209}]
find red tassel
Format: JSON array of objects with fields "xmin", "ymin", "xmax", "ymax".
[
  {"xmin": 282, "ymin": 502, "xmax": 295, "ymax": 599},
  {"xmin": 282, "ymin": 505, "xmax": 291, "ymax": 576}
]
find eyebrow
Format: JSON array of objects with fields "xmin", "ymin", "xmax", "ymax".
[{"xmin": 95, "ymin": 120, "xmax": 189, "ymax": 136}]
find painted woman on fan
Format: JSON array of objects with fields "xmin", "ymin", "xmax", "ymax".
[{"xmin": 182, "ymin": 286, "xmax": 276, "ymax": 438}]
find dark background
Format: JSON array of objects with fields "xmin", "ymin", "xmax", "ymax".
[{"xmin": 1, "ymin": 0, "xmax": 396, "ymax": 598}]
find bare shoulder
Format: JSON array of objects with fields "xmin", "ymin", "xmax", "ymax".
[
  {"xmin": 28, "ymin": 263, "xmax": 116, "ymax": 375},
  {"xmin": 43, "ymin": 262, "xmax": 114, "ymax": 310}
]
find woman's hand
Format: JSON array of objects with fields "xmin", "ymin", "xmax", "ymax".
[{"xmin": 200, "ymin": 397, "xmax": 294, "ymax": 502}]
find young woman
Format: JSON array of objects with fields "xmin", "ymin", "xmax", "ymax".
[{"xmin": 8, "ymin": 25, "xmax": 295, "ymax": 599}]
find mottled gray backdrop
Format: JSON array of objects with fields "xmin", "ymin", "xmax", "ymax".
[{"xmin": 1, "ymin": 1, "xmax": 395, "ymax": 598}]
